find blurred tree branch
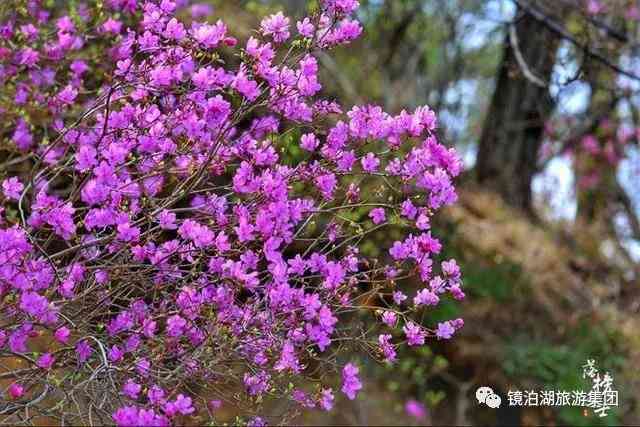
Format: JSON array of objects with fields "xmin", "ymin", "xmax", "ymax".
[{"xmin": 514, "ymin": 0, "xmax": 640, "ymax": 82}]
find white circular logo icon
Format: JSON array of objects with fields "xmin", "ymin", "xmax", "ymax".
[{"xmin": 476, "ymin": 386, "xmax": 502, "ymax": 408}]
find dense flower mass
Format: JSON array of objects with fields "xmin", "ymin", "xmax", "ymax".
[{"xmin": 0, "ymin": 0, "xmax": 463, "ymax": 425}]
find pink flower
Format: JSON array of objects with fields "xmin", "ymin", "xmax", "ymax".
[
  {"xmin": 341, "ymin": 363, "xmax": 362, "ymax": 400},
  {"xmin": 323, "ymin": 0, "xmax": 360, "ymax": 15},
  {"xmin": 315, "ymin": 173, "xmax": 337, "ymax": 199},
  {"xmin": 369, "ymin": 208, "xmax": 386, "ymax": 224},
  {"xmin": 166, "ymin": 315, "xmax": 187, "ymax": 338},
  {"xmin": 122, "ymin": 379, "xmax": 141, "ymax": 399},
  {"xmin": 192, "ymin": 20, "xmax": 227, "ymax": 48},
  {"xmin": 319, "ymin": 388, "xmax": 334, "ymax": 411},
  {"xmin": 378, "ymin": 334, "xmax": 396, "ymax": 363},
  {"xmin": 381, "ymin": 311, "xmax": 397, "ymax": 327},
  {"xmin": 36, "ymin": 353, "xmax": 55, "ymax": 369},
  {"xmin": 587, "ymin": 0, "xmax": 604, "ymax": 15},
  {"xmin": 233, "ymin": 67, "xmax": 260, "ymax": 101},
  {"xmin": 405, "ymin": 399, "xmax": 427, "ymax": 420},
  {"xmin": 57, "ymin": 85, "xmax": 78, "ymax": 105},
  {"xmin": 261, "ymin": 12, "xmax": 290, "ymax": 43},
  {"xmin": 101, "ymin": 18, "xmax": 122, "ymax": 34},
  {"xmin": 2, "ymin": 177, "xmax": 24, "ymax": 200},
  {"xmin": 413, "ymin": 289, "xmax": 439, "ymax": 307},
  {"xmin": 157, "ymin": 210, "xmax": 177, "ymax": 230},
  {"xmin": 403, "ymin": 322, "xmax": 425, "ymax": 346},
  {"xmin": 300, "ymin": 133, "xmax": 319, "ymax": 151},
  {"xmin": 117, "ymin": 222, "xmax": 140, "ymax": 242},
  {"xmin": 296, "ymin": 18, "xmax": 314, "ymax": 37},
  {"xmin": 393, "ymin": 291, "xmax": 407, "ymax": 304},
  {"xmin": 70, "ymin": 59, "xmax": 88, "ymax": 75},
  {"xmin": 436, "ymin": 321, "xmax": 456, "ymax": 340},
  {"xmin": 361, "ymin": 153, "xmax": 380, "ymax": 172},
  {"xmin": 163, "ymin": 18, "xmax": 186, "ymax": 40},
  {"xmin": 8, "ymin": 383, "xmax": 24, "ymax": 399},
  {"xmin": 54, "ymin": 326, "xmax": 71, "ymax": 344}
]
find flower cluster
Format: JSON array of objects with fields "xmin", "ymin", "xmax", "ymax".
[
  {"xmin": 0, "ymin": 1, "xmax": 463, "ymax": 425},
  {"xmin": 542, "ymin": 117, "xmax": 633, "ymax": 191}
]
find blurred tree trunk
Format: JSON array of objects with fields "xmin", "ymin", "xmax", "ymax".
[{"xmin": 475, "ymin": 8, "xmax": 560, "ymax": 212}]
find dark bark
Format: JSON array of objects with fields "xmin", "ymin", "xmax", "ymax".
[{"xmin": 475, "ymin": 9, "xmax": 559, "ymax": 211}]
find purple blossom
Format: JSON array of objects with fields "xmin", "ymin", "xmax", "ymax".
[
  {"xmin": 112, "ymin": 407, "xmax": 138, "ymax": 427},
  {"xmin": 244, "ymin": 371, "xmax": 270, "ymax": 396},
  {"xmin": 36, "ymin": 352, "xmax": 55, "ymax": 370},
  {"xmin": 190, "ymin": 4, "xmax": 214, "ymax": 19},
  {"xmin": 401, "ymin": 199, "xmax": 418, "ymax": 219},
  {"xmin": 208, "ymin": 399, "xmax": 222, "ymax": 410},
  {"xmin": 403, "ymin": 322, "xmax": 425, "ymax": 346},
  {"xmin": 361, "ymin": 153, "xmax": 380, "ymax": 172},
  {"xmin": 75, "ymin": 145, "xmax": 98, "ymax": 172},
  {"xmin": 319, "ymin": 388, "xmax": 334, "ymax": 411},
  {"xmin": 163, "ymin": 18, "xmax": 186, "ymax": 40},
  {"xmin": 54, "ymin": 326, "xmax": 70, "ymax": 344},
  {"xmin": 2, "ymin": 177, "xmax": 24, "ymax": 200},
  {"xmin": 436, "ymin": 321, "xmax": 456, "ymax": 340},
  {"xmin": 108, "ymin": 312, "xmax": 134, "ymax": 336},
  {"xmin": 381, "ymin": 311, "xmax": 397, "ymax": 327},
  {"xmin": 369, "ymin": 208, "xmax": 386, "ymax": 224},
  {"xmin": 389, "ymin": 241, "xmax": 410, "ymax": 260},
  {"xmin": 70, "ymin": 59, "xmax": 88, "ymax": 75},
  {"xmin": 109, "ymin": 345, "xmax": 124, "ymax": 363},
  {"xmin": 315, "ymin": 173, "xmax": 337, "ymax": 199},
  {"xmin": 117, "ymin": 222, "xmax": 140, "ymax": 242},
  {"xmin": 341, "ymin": 363, "xmax": 362, "ymax": 400},
  {"xmin": 300, "ymin": 133, "xmax": 319, "ymax": 151},
  {"xmin": 413, "ymin": 289, "xmax": 439, "ymax": 307},
  {"xmin": 112, "ymin": 406, "xmax": 169, "ymax": 427},
  {"xmin": 192, "ymin": 20, "xmax": 227, "ymax": 48},
  {"xmin": 57, "ymin": 85, "xmax": 78, "ymax": 105},
  {"xmin": 292, "ymin": 389, "xmax": 315, "ymax": 408},
  {"xmin": 416, "ymin": 213, "xmax": 431, "ymax": 230},
  {"xmin": 247, "ymin": 417, "xmax": 267, "ymax": 427},
  {"xmin": 378, "ymin": 334, "xmax": 396, "ymax": 363},
  {"xmin": 166, "ymin": 315, "xmax": 187, "ymax": 338},
  {"xmin": 157, "ymin": 210, "xmax": 177, "ymax": 230},
  {"xmin": 76, "ymin": 340, "xmax": 92, "ymax": 364},
  {"xmin": 147, "ymin": 385, "xmax": 166, "ymax": 406},
  {"xmin": 405, "ymin": 399, "xmax": 427, "ymax": 420},
  {"xmin": 261, "ymin": 12, "xmax": 290, "ymax": 43},
  {"xmin": 274, "ymin": 340, "xmax": 301, "ymax": 373},
  {"xmin": 101, "ymin": 18, "xmax": 122, "ymax": 34},
  {"xmin": 136, "ymin": 358, "xmax": 150, "ymax": 376},
  {"xmin": 393, "ymin": 291, "xmax": 407, "ymax": 305},
  {"xmin": 19, "ymin": 291, "xmax": 49, "ymax": 319},
  {"xmin": 122, "ymin": 379, "xmax": 142, "ymax": 399},
  {"xmin": 323, "ymin": 0, "xmax": 360, "ymax": 15},
  {"xmin": 8, "ymin": 383, "xmax": 24, "ymax": 399},
  {"xmin": 12, "ymin": 119, "xmax": 33, "ymax": 150},
  {"xmin": 297, "ymin": 18, "xmax": 315, "ymax": 37},
  {"xmin": 233, "ymin": 66, "xmax": 260, "ymax": 101},
  {"xmin": 442, "ymin": 259, "xmax": 461, "ymax": 281}
]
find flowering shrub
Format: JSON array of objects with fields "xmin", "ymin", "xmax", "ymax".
[
  {"xmin": 0, "ymin": 0, "xmax": 463, "ymax": 425},
  {"xmin": 542, "ymin": 117, "xmax": 632, "ymax": 191}
]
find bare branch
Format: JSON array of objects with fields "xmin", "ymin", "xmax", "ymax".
[
  {"xmin": 509, "ymin": 23, "xmax": 547, "ymax": 87},
  {"xmin": 514, "ymin": 0, "xmax": 640, "ymax": 82}
]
